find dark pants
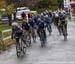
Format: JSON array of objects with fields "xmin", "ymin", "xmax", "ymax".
[
  {"xmin": 37, "ymin": 29, "xmax": 47, "ymax": 41},
  {"xmin": 58, "ymin": 24, "xmax": 67, "ymax": 36}
]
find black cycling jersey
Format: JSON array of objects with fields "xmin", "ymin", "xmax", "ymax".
[
  {"xmin": 59, "ymin": 15, "xmax": 66, "ymax": 25},
  {"xmin": 22, "ymin": 22, "xmax": 30, "ymax": 31}
]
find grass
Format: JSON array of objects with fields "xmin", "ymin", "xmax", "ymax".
[
  {"xmin": 3, "ymin": 31, "xmax": 11, "ymax": 38},
  {"xmin": 0, "ymin": 24, "xmax": 11, "ymax": 38},
  {"xmin": 0, "ymin": 21, "xmax": 22, "ymax": 31},
  {"xmin": 0, "ymin": 24, "xmax": 15, "ymax": 51},
  {"xmin": 0, "ymin": 24, "xmax": 11, "ymax": 31},
  {"xmin": 0, "ymin": 21, "xmax": 22, "ymax": 39}
]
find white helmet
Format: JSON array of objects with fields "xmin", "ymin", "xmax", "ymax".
[
  {"xmin": 41, "ymin": 13, "xmax": 43, "ymax": 16},
  {"xmin": 38, "ymin": 18, "xmax": 41, "ymax": 21},
  {"xmin": 55, "ymin": 13, "xmax": 59, "ymax": 17},
  {"xmin": 12, "ymin": 22, "xmax": 18, "ymax": 26},
  {"xmin": 45, "ymin": 15, "xmax": 48, "ymax": 18}
]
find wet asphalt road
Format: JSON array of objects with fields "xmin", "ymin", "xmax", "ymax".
[{"xmin": 0, "ymin": 20, "xmax": 75, "ymax": 64}]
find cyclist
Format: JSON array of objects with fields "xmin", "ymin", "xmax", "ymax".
[
  {"xmin": 11, "ymin": 22, "xmax": 27, "ymax": 57},
  {"xmin": 28, "ymin": 17, "xmax": 36, "ymax": 43},
  {"xmin": 54, "ymin": 12, "xmax": 59, "ymax": 26},
  {"xmin": 54, "ymin": 11, "xmax": 62, "ymax": 35},
  {"xmin": 41, "ymin": 13, "xmax": 45, "ymax": 21},
  {"xmin": 58, "ymin": 11, "xmax": 68, "ymax": 40},
  {"xmin": 21, "ymin": 12, "xmax": 26, "ymax": 20},
  {"xmin": 11, "ymin": 22, "xmax": 23, "ymax": 45},
  {"xmin": 37, "ymin": 17, "xmax": 47, "ymax": 43},
  {"xmin": 22, "ymin": 20, "xmax": 31, "ymax": 46},
  {"xmin": 44, "ymin": 14, "xmax": 52, "ymax": 35},
  {"xmin": 28, "ymin": 13, "xmax": 33, "ymax": 19}
]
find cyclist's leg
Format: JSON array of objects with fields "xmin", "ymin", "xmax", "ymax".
[
  {"xmin": 65, "ymin": 24, "xmax": 68, "ymax": 36},
  {"xmin": 60, "ymin": 25, "xmax": 67, "ymax": 41},
  {"xmin": 40, "ymin": 30, "xmax": 46, "ymax": 47},
  {"xmin": 58, "ymin": 26, "xmax": 62, "ymax": 35},
  {"xmin": 38, "ymin": 29, "xmax": 42, "ymax": 41},
  {"xmin": 31, "ymin": 28, "xmax": 36, "ymax": 42},
  {"xmin": 43, "ymin": 29, "xmax": 47, "ymax": 42},
  {"xmin": 34, "ymin": 29, "xmax": 36, "ymax": 41},
  {"xmin": 49, "ymin": 24, "xmax": 52, "ymax": 32},
  {"xmin": 47, "ymin": 25, "xmax": 50, "ymax": 32},
  {"xmin": 62, "ymin": 25, "xmax": 66, "ymax": 36},
  {"xmin": 23, "ymin": 31, "xmax": 29, "ymax": 47},
  {"xmin": 37, "ymin": 29, "xmax": 40, "ymax": 37},
  {"xmin": 43, "ymin": 30, "xmax": 47, "ymax": 46},
  {"xmin": 27, "ymin": 31, "xmax": 31, "ymax": 46},
  {"xmin": 16, "ymin": 38, "xmax": 19, "ymax": 46},
  {"xmin": 47, "ymin": 24, "xmax": 51, "ymax": 35},
  {"xmin": 22, "ymin": 39, "xmax": 29, "ymax": 47},
  {"xmin": 39, "ymin": 31, "xmax": 43, "ymax": 47}
]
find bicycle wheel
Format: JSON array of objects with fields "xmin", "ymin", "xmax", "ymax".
[
  {"xmin": 16, "ymin": 43, "xmax": 21, "ymax": 57},
  {"xmin": 23, "ymin": 46, "xmax": 26, "ymax": 55},
  {"xmin": 20, "ymin": 38, "xmax": 27, "ymax": 56},
  {"xmin": 40, "ymin": 31, "xmax": 46, "ymax": 48},
  {"xmin": 22, "ymin": 40, "xmax": 27, "ymax": 55}
]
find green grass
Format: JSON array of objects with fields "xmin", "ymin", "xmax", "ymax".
[
  {"xmin": 0, "ymin": 21, "xmax": 22, "ymax": 38},
  {"xmin": 3, "ymin": 31, "xmax": 11, "ymax": 38},
  {"xmin": 0, "ymin": 24, "xmax": 11, "ymax": 39},
  {"xmin": 0, "ymin": 21, "xmax": 22, "ymax": 31},
  {"xmin": 0, "ymin": 24, "xmax": 11, "ymax": 31}
]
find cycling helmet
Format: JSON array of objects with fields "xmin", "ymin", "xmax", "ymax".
[
  {"xmin": 38, "ymin": 17, "xmax": 41, "ymax": 21},
  {"xmin": 12, "ymin": 22, "xmax": 18, "ymax": 26},
  {"xmin": 41, "ymin": 13, "xmax": 43, "ymax": 16},
  {"xmin": 45, "ymin": 15, "xmax": 48, "ymax": 18}
]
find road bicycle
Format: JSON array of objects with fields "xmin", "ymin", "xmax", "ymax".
[{"xmin": 16, "ymin": 37, "xmax": 27, "ymax": 57}]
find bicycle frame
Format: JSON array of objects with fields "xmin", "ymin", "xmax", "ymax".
[{"xmin": 40, "ymin": 29, "xmax": 46, "ymax": 47}]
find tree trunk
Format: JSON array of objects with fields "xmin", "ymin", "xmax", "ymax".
[
  {"xmin": 13, "ymin": 12, "xmax": 16, "ymax": 21},
  {"xmin": 8, "ymin": 14, "xmax": 12, "ymax": 26}
]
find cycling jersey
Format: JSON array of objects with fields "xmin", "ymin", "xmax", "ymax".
[
  {"xmin": 22, "ymin": 22, "xmax": 30, "ymax": 31},
  {"xmin": 11, "ymin": 26, "xmax": 23, "ymax": 39},
  {"xmin": 58, "ymin": 14, "xmax": 67, "ymax": 26},
  {"xmin": 28, "ymin": 18, "xmax": 36, "ymax": 28}
]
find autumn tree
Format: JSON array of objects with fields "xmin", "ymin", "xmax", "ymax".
[
  {"xmin": 0, "ymin": 0, "xmax": 16, "ymax": 26},
  {"xmin": 37, "ymin": 0, "xmax": 63, "ymax": 10},
  {"xmin": 6, "ymin": 3, "xmax": 16, "ymax": 25},
  {"xmin": 0, "ymin": 0, "xmax": 6, "ymax": 9}
]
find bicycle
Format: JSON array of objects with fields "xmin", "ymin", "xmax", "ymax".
[
  {"xmin": 40, "ymin": 29, "xmax": 46, "ymax": 48},
  {"xmin": 16, "ymin": 37, "xmax": 27, "ymax": 57}
]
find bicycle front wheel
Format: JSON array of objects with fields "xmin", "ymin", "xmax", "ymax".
[{"xmin": 16, "ymin": 43, "xmax": 21, "ymax": 57}]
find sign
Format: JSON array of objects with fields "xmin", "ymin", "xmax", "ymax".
[{"xmin": 64, "ymin": 0, "xmax": 70, "ymax": 8}]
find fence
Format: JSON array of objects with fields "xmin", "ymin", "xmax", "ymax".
[{"xmin": 0, "ymin": 29, "xmax": 15, "ymax": 51}]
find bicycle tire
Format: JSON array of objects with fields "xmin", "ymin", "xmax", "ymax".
[
  {"xmin": 21, "ymin": 38, "xmax": 27, "ymax": 55},
  {"xmin": 40, "ymin": 31, "xmax": 46, "ymax": 48},
  {"xmin": 16, "ymin": 39, "xmax": 22, "ymax": 57},
  {"xmin": 23, "ymin": 46, "xmax": 26, "ymax": 54},
  {"xmin": 16, "ymin": 44, "xmax": 21, "ymax": 57}
]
